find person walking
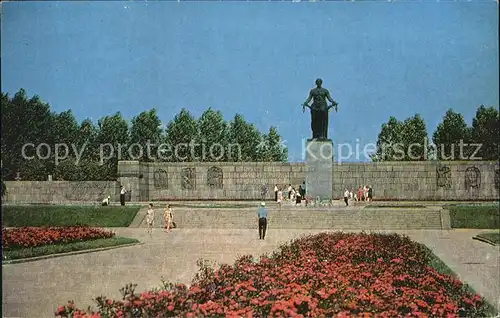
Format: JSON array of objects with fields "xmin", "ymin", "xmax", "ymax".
[
  {"xmin": 358, "ymin": 186, "xmax": 363, "ymax": 202},
  {"xmin": 164, "ymin": 204, "xmax": 173, "ymax": 232},
  {"xmin": 368, "ymin": 185, "xmax": 373, "ymax": 202},
  {"xmin": 274, "ymin": 184, "xmax": 278, "ymax": 202},
  {"xmin": 295, "ymin": 190, "xmax": 302, "ymax": 206},
  {"xmin": 277, "ymin": 188, "xmax": 283, "ymax": 209},
  {"xmin": 146, "ymin": 203, "xmax": 155, "ymax": 234},
  {"xmin": 344, "ymin": 189, "xmax": 349, "ymax": 206},
  {"xmin": 258, "ymin": 202, "xmax": 268, "ymax": 240},
  {"xmin": 120, "ymin": 185, "xmax": 127, "ymax": 206}
]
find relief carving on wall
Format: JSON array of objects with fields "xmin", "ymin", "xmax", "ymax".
[
  {"xmin": 65, "ymin": 181, "xmax": 110, "ymax": 201},
  {"xmin": 207, "ymin": 166, "xmax": 223, "ymax": 189},
  {"xmin": 436, "ymin": 165, "xmax": 451, "ymax": 189},
  {"xmin": 465, "ymin": 166, "xmax": 481, "ymax": 189},
  {"xmin": 153, "ymin": 169, "xmax": 168, "ymax": 189},
  {"xmin": 32, "ymin": 183, "xmax": 58, "ymax": 203},
  {"xmin": 181, "ymin": 168, "xmax": 196, "ymax": 190}
]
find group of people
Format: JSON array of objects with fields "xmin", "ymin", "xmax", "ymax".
[
  {"xmin": 145, "ymin": 203, "xmax": 175, "ymax": 234},
  {"xmin": 101, "ymin": 185, "xmax": 128, "ymax": 206},
  {"xmin": 273, "ymin": 182, "xmax": 307, "ymax": 206},
  {"xmin": 343, "ymin": 185, "xmax": 373, "ymax": 206}
]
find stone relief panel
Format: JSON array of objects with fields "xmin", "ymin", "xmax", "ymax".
[
  {"xmin": 181, "ymin": 167, "xmax": 196, "ymax": 190},
  {"xmin": 465, "ymin": 166, "xmax": 481, "ymax": 189},
  {"xmin": 64, "ymin": 181, "xmax": 110, "ymax": 201},
  {"xmin": 153, "ymin": 169, "xmax": 168, "ymax": 189},
  {"xmin": 436, "ymin": 165, "xmax": 451, "ymax": 189},
  {"xmin": 207, "ymin": 166, "xmax": 223, "ymax": 189}
]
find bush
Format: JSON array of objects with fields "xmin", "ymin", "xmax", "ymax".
[
  {"xmin": 55, "ymin": 232, "xmax": 491, "ymax": 317},
  {"xmin": 53, "ymin": 159, "xmax": 116, "ymax": 181}
]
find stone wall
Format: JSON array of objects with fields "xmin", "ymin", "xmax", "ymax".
[
  {"xmin": 3, "ymin": 181, "xmax": 119, "ymax": 204},
  {"xmin": 120, "ymin": 160, "xmax": 499, "ymax": 201},
  {"xmin": 2, "ymin": 161, "xmax": 498, "ymax": 203},
  {"xmin": 332, "ymin": 161, "xmax": 499, "ymax": 200}
]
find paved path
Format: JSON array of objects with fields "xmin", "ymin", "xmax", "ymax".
[{"xmin": 3, "ymin": 229, "xmax": 499, "ymax": 318}]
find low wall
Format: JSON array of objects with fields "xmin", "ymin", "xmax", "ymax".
[
  {"xmin": 2, "ymin": 161, "xmax": 498, "ymax": 203},
  {"xmin": 3, "ymin": 181, "xmax": 119, "ymax": 204}
]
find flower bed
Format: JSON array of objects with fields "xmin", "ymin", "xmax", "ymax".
[
  {"xmin": 56, "ymin": 232, "xmax": 490, "ymax": 317},
  {"xmin": 3, "ymin": 226, "xmax": 115, "ymax": 250}
]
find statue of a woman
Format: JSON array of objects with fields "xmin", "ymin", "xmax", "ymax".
[{"xmin": 302, "ymin": 78, "xmax": 338, "ymax": 140}]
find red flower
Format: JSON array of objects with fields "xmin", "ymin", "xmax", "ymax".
[{"xmin": 54, "ymin": 233, "xmax": 489, "ymax": 317}]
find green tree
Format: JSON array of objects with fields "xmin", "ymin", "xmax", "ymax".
[
  {"xmin": 163, "ymin": 109, "xmax": 198, "ymax": 162},
  {"xmin": 95, "ymin": 112, "xmax": 129, "ymax": 177},
  {"xmin": 259, "ymin": 126, "xmax": 288, "ymax": 162},
  {"xmin": 471, "ymin": 105, "xmax": 499, "ymax": 160},
  {"xmin": 51, "ymin": 110, "xmax": 79, "ymax": 146},
  {"xmin": 129, "ymin": 109, "xmax": 163, "ymax": 162},
  {"xmin": 53, "ymin": 158, "xmax": 115, "ymax": 181},
  {"xmin": 48, "ymin": 110, "xmax": 80, "ymax": 171},
  {"xmin": 77, "ymin": 119, "xmax": 100, "ymax": 162},
  {"xmin": 432, "ymin": 109, "xmax": 471, "ymax": 160},
  {"xmin": 1, "ymin": 89, "xmax": 54, "ymax": 179},
  {"xmin": 226, "ymin": 114, "xmax": 262, "ymax": 161},
  {"xmin": 1, "ymin": 180, "xmax": 5, "ymax": 197},
  {"xmin": 371, "ymin": 117, "xmax": 404, "ymax": 161},
  {"xmin": 371, "ymin": 114, "xmax": 429, "ymax": 161},
  {"xmin": 401, "ymin": 114, "xmax": 428, "ymax": 161},
  {"xmin": 196, "ymin": 108, "xmax": 227, "ymax": 162},
  {"xmin": 1, "ymin": 152, "xmax": 6, "ymax": 196}
]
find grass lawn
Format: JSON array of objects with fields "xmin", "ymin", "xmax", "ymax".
[
  {"xmin": 448, "ymin": 205, "xmax": 500, "ymax": 229},
  {"xmin": 422, "ymin": 243, "xmax": 498, "ymax": 316},
  {"xmin": 474, "ymin": 232, "xmax": 500, "ymax": 245},
  {"xmin": 3, "ymin": 237, "xmax": 139, "ymax": 261},
  {"xmin": 2, "ymin": 205, "xmax": 140, "ymax": 227}
]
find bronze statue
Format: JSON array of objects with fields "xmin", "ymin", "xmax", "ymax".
[{"xmin": 302, "ymin": 78, "xmax": 338, "ymax": 140}]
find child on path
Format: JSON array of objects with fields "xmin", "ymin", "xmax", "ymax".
[
  {"xmin": 146, "ymin": 203, "xmax": 155, "ymax": 234},
  {"xmin": 101, "ymin": 195, "xmax": 110, "ymax": 206}
]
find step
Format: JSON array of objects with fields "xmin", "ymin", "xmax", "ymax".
[{"xmin": 140, "ymin": 207, "xmax": 444, "ymax": 229}]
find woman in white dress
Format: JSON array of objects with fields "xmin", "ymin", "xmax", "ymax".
[
  {"xmin": 164, "ymin": 204, "xmax": 174, "ymax": 233},
  {"xmin": 277, "ymin": 188, "xmax": 283, "ymax": 209},
  {"xmin": 146, "ymin": 203, "xmax": 155, "ymax": 234}
]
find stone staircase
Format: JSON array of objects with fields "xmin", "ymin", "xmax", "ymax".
[{"xmin": 138, "ymin": 205, "xmax": 445, "ymax": 230}]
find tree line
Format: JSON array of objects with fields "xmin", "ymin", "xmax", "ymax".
[
  {"xmin": 1, "ymin": 89, "xmax": 288, "ymax": 181},
  {"xmin": 371, "ymin": 105, "xmax": 499, "ymax": 161}
]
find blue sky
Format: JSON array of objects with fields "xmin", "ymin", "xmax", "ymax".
[{"xmin": 2, "ymin": 1, "xmax": 498, "ymax": 162}]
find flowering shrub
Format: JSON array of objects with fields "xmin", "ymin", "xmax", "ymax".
[
  {"xmin": 3, "ymin": 226, "xmax": 115, "ymax": 249},
  {"xmin": 55, "ymin": 232, "xmax": 490, "ymax": 317}
]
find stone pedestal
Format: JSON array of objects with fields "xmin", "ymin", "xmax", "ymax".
[{"xmin": 305, "ymin": 139, "xmax": 333, "ymax": 200}]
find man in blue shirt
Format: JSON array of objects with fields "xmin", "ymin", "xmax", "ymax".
[{"xmin": 257, "ymin": 202, "xmax": 268, "ymax": 240}]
